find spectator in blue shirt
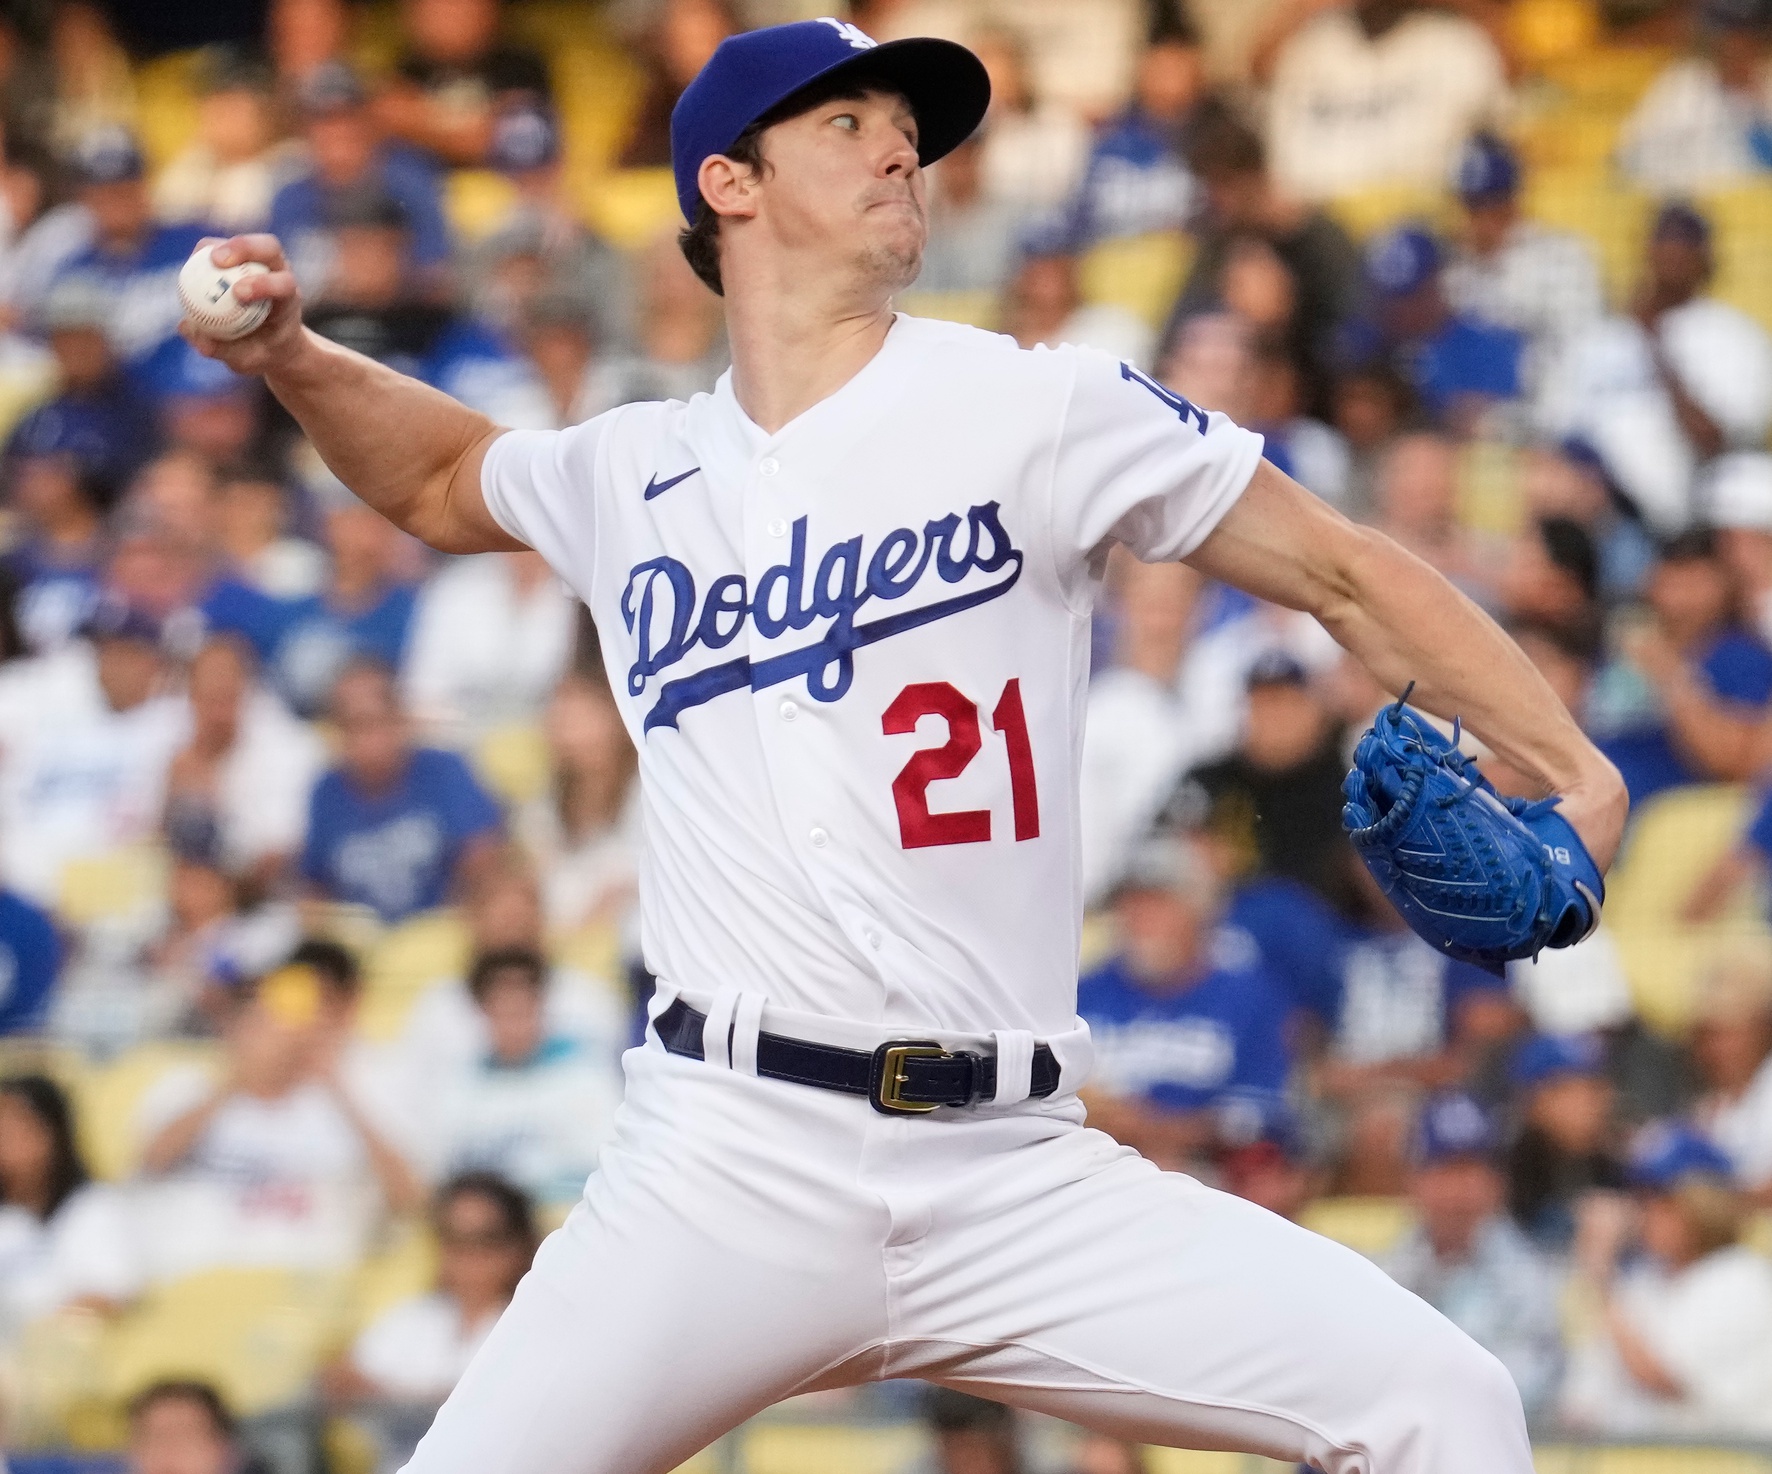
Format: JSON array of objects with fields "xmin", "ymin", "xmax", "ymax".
[
  {"xmin": 1065, "ymin": 20, "xmax": 1205, "ymax": 248},
  {"xmin": 268, "ymin": 61, "xmax": 452, "ymax": 295},
  {"xmin": 0, "ymin": 888, "xmax": 62, "ymax": 1033},
  {"xmin": 1078, "ymin": 836, "xmax": 1293, "ymax": 1172},
  {"xmin": 1355, "ymin": 225, "xmax": 1526, "ymax": 434},
  {"xmin": 1593, "ymin": 528, "xmax": 1772, "ymax": 808},
  {"xmin": 51, "ymin": 127, "xmax": 211, "ymax": 366},
  {"xmin": 4, "ymin": 450, "xmax": 110, "ymax": 654},
  {"xmin": 270, "ymin": 487, "xmax": 418, "ymax": 717},
  {"xmin": 301, "ymin": 659, "xmax": 503, "ymax": 924}
]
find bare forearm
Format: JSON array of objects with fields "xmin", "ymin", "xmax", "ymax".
[
  {"xmin": 141, "ymin": 1094, "xmax": 226, "ymax": 1174},
  {"xmin": 265, "ymin": 330, "xmax": 506, "ymax": 551},
  {"xmin": 1661, "ymin": 671, "xmax": 1757, "ymax": 778}
]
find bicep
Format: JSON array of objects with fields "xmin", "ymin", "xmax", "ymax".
[{"xmin": 1182, "ymin": 457, "xmax": 1368, "ymax": 615}]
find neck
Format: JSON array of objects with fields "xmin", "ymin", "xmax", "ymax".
[{"xmin": 723, "ymin": 277, "xmax": 898, "ymax": 435}]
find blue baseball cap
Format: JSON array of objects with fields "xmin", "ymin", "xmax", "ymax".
[
  {"xmin": 1454, "ymin": 132, "xmax": 1520, "ymax": 203},
  {"xmin": 1652, "ymin": 200, "xmax": 1713, "ymax": 249},
  {"xmin": 1416, "ymin": 1092, "xmax": 1497, "ymax": 1165},
  {"xmin": 1510, "ymin": 1031, "xmax": 1607, "ymax": 1090},
  {"xmin": 81, "ymin": 594, "xmax": 163, "ymax": 647},
  {"xmin": 490, "ymin": 102, "xmax": 560, "ymax": 174},
  {"xmin": 1365, "ymin": 226, "xmax": 1443, "ymax": 297},
  {"xmin": 136, "ymin": 337, "xmax": 248, "ymax": 403},
  {"xmin": 70, "ymin": 125, "xmax": 144, "ymax": 185},
  {"xmin": 670, "ymin": 18, "xmax": 991, "ymax": 222},
  {"xmin": 1628, "ymin": 1121, "xmax": 1735, "ymax": 1190}
]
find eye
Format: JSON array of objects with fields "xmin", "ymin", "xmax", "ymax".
[{"xmin": 830, "ymin": 113, "xmax": 860, "ymax": 132}]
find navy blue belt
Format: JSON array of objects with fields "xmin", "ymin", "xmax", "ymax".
[{"xmin": 655, "ymin": 997, "xmax": 1062, "ymax": 1115}]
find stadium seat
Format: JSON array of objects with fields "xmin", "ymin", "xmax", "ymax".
[
  {"xmin": 56, "ymin": 845, "xmax": 169, "ymax": 929},
  {"xmin": 5, "ymin": 1308, "xmax": 115, "ymax": 1449},
  {"xmin": 475, "ymin": 722, "xmax": 553, "ymax": 807},
  {"xmin": 1144, "ymin": 1455, "xmax": 1296, "ymax": 1474},
  {"xmin": 1322, "ymin": 187, "xmax": 1449, "ymax": 245},
  {"xmin": 894, "ymin": 290, "xmax": 1001, "ymax": 332},
  {"xmin": 586, "ymin": 169, "xmax": 683, "ymax": 252},
  {"xmin": 131, "ymin": 50, "xmax": 202, "ymax": 169},
  {"xmin": 1703, "ymin": 183, "xmax": 1772, "ymax": 336},
  {"xmin": 1508, "ymin": 0, "xmax": 1600, "ymax": 71},
  {"xmin": 1078, "ymin": 232, "xmax": 1194, "ymax": 331},
  {"xmin": 1521, "ymin": 170, "xmax": 1651, "ymax": 306},
  {"xmin": 740, "ymin": 1422, "xmax": 926, "ymax": 1474},
  {"xmin": 102, "ymin": 1267, "xmax": 353, "ymax": 1418},
  {"xmin": 444, "ymin": 169, "xmax": 521, "ymax": 243},
  {"xmin": 348, "ymin": 1218, "xmax": 439, "ymax": 1333},
  {"xmin": 1606, "ymin": 786, "xmax": 1757, "ymax": 928},
  {"xmin": 551, "ymin": 922, "xmax": 625, "ymax": 995},
  {"xmin": 359, "ymin": 908, "xmax": 473, "ymax": 1042},
  {"xmin": 74, "ymin": 1041, "xmax": 221, "ymax": 1181},
  {"xmin": 1297, "ymin": 1197, "xmax": 1416, "ymax": 1259},
  {"xmin": 1535, "ymin": 1451, "xmax": 1772, "ymax": 1474}
]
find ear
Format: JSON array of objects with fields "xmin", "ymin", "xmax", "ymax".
[{"xmin": 698, "ymin": 153, "xmax": 762, "ymax": 221}]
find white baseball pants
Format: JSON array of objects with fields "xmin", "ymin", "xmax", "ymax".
[{"xmin": 402, "ymin": 993, "xmax": 1532, "ymax": 1474}]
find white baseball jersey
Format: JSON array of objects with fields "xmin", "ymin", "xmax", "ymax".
[{"xmin": 480, "ymin": 314, "xmax": 1262, "ymax": 1038}]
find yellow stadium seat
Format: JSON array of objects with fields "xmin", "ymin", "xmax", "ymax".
[
  {"xmin": 1509, "ymin": 0, "xmax": 1601, "ymax": 71},
  {"xmin": 1536, "ymin": 1451, "xmax": 1772, "ymax": 1474},
  {"xmin": 1145, "ymin": 1454, "xmax": 1296, "ymax": 1474},
  {"xmin": 1522, "ymin": 170, "xmax": 1652, "ymax": 305},
  {"xmin": 1078, "ymin": 231, "xmax": 1194, "ymax": 330},
  {"xmin": 475, "ymin": 722, "xmax": 552, "ymax": 807},
  {"xmin": 1297, "ymin": 1196, "xmax": 1416, "ymax": 1259},
  {"xmin": 667, "ymin": 1452, "xmax": 722, "ymax": 1474},
  {"xmin": 586, "ymin": 169, "xmax": 683, "ymax": 252},
  {"xmin": 1606, "ymin": 785, "xmax": 1756, "ymax": 927},
  {"xmin": 1322, "ymin": 186, "xmax": 1450, "ymax": 244},
  {"xmin": 444, "ymin": 169, "xmax": 522, "ymax": 243},
  {"xmin": 57, "ymin": 844, "xmax": 169, "ymax": 928},
  {"xmin": 104, "ymin": 1267, "xmax": 352, "ymax": 1417},
  {"xmin": 895, "ymin": 289, "xmax": 1001, "ymax": 332},
  {"xmin": 132, "ymin": 50, "xmax": 203, "ymax": 169},
  {"xmin": 4, "ymin": 1307, "xmax": 115, "ymax": 1448},
  {"xmin": 741, "ymin": 1422, "xmax": 926, "ymax": 1474},
  {"xmin": 551, "ymin": 921, "xmax": 625, "ymax": 993},
  {"xmin": 359, "ymin": 908, "xmax": 473, "ymax": 1042},
  {"xmin": 1702, "ymin": 183, "xmax": 1772, "ymax": 336},
  {"xmin": 349, "ymin": 1219, "xmax": 439, "ymax": 1334},
  {"xmin": 555, "ymin": 44, "xmax": 650, "ymax": 182},
  {"xmin": 1540, "ymin": 45, "xmax": 1677, "ymax": 113},
  {"xmin": 75, "ymin": 1041, "xmax": 221, "ymax": 1182}
]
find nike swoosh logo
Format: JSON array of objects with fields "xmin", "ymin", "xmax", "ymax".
[{"xmin": 643, "ymin": 466, "xmax": 701, "ymax": 500}]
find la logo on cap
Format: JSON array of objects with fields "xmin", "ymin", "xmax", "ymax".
[{"xmin": 818, "ymin": 17, "xmax": 877, "ymax": 49}]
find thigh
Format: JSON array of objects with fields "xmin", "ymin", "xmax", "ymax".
[
  {"xmin": 892, "ymin": 1135, "xmax": 1531, "ymax": 1474},
  {"xmin": 402, "ymin": 1049, "xmax": 892, "ymax": 1474}
]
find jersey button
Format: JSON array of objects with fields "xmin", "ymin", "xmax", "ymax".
[
  {"xmin": 779, "ymin": 699, "xmax": 799, "ymax": 722},
  {"xmin": 767, "ymin": 517, "xmax": 788, "ymax": 538},
  {"xmin": 759, "ymin": 457, "xmax": 780, "ymax": 476},
  {"xmin": 809, "ymin": 827, "xmax": 829, "ymax": 848},
  {"xmin": 865, "ymin": 928, "xmax": 882, "ymax": 950}
]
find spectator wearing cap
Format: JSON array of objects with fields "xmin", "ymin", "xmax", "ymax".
[
  {"xmin": 1505, "ymin": 1033, "xmax": 1627, "ymax": 1250},
  {"xmin": 1442, "ymin": 132, "xmax": 1604, "ymax": 394},
  {"xmin": 0, "ymin": 869, "xmax": 60, "ymax": 1037},
  {"xmin": 1063, "ymin": 20, "xmax": 1206, "ymax": 249},
  {"xmin": 1686, "ymin": 946, "xmax": 1772, "ymax": 1200},
  {"xmin": 132, "ymin": 335, "xmax": 265, "ymax": 469},
  {"xmin": 1357, "ymin": 224, "xmax": 1526, "ymax": 435},
  {"xmin": 304, "ymin": 186, "xmax": 536, "ymax": 426},
  {"xmin": 375, "ymin": 0, "xmax": 552, "ymax": 168},
  {"xmin": 1002, "ymin": 221, "xmax": 1155, "ymax": 368},
  {"xmin": 464, "ymin": 101, "xmax": 631, "ymax": 353},
  {"xmin": 1077, "ymin": 836, "xmax": 1294, "ymax": 1173},
  {"xmin": 1589, "ymin": 527, "xmax": 1772, "ymax": 807},
  {"xmin": 1619, "ymin": 0, "xmax": 1772, "ymax": 191},
  {"xmin": 1707, "ymin": 452, "xmax": 1772, "ymax": 647},
  {"xmin": 1255, "ymin": 0, "xmax": 1510, "ymax": 202},
  {"xmin": 49, "ymin": 127, "xmax": 212, "ymax": 365},
  {"xmin": 1380, "ymin": 1092, "xmax": 1564, "ymax": 1422},
  {"xmin": 911, "ymin": 1386, "xmax": 1024, "ymax": 1474},
  {"xmin": 1079, "ymin": 556, "xmax": 1204, "ymax": 906},
  {"xmin": 1165, "ymin": 105, "xmax": 1361, "ymax": 422},
  {"xmin": 1216, "ymin": 1094, "xmax": 1318, "ymax": 1223},
  {"xmin": 1561, "ymin": 1123, "xmax": 1772, "ymax": 1438},
  {"xmin": 7, "ymin": 274, "xmax": 157, "ymax": 490},
  {"xmin": 2, "ymin": 447, "xmax": 112, "ymax": 656},
  {"xmin": 1515, "ymin": 442, "xmax": 1658, "ymax": 609},
  {"xmin": 152, "ymin": 48, "xmax": 302, "ymax": 234},
  {"xmin": 0, "ymin": 596, "xmax": 186, "ymax": 907},
  {"xmin": 267, "ymin": 60, "xmax": 452, "ymax": 296},
  {"xmin": 1542, "ymin": 201, "xmax": 1772, "ymax": 534},
  {"xmin": 300, "ymin": 658, "xmax": 503, "ymax": 925}
]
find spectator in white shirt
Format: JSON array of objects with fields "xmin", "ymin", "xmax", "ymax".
[
  {"xmin": 1542, "ymin": 201, "xmax": 1772, "ymax": 534},
  {"xmin": 1690, "ymin": 946, "xmax": 1772, "ymax": 1201},
  {"xmin": 1442, "ymin": 132, "xmax": 1605, "ymax": 399},
  {"xmin": 912, "ymin": 130, "xmax": 1024, "ymax": 296},
  {"xmin": 213, "ymin": 463, "xmax": 326, "ymax": 601},
  {"xmin": 968, "ymin": 26, "xmax": 1090, "ymax": 215},
  {"xmin": 163, "ymin": 636, "xmax": 326, "ymax": 894},
  {"xmin": 0, "ymin": 598, "xmax": 186, "ymax": 906},
  {"xmin": 427, "ymin": 948, "xmax": 622, "ymax": 1212},
  {"xmin": 134, "ymin": 958, "xmax": 423, "ymax": 1279},
  {"xmin": 1080, "ymin": 555, "xmax": 1203, "ymax": 906},
  {"xmin": 1619, "ymin": 0, "xmax": 1772, "ymax": 193},
  {"xmin": 152, "ymin": 50, "xmax": 298, "ymax": 234},
  {"xmin": 327, "ymin": 1172, "xmax": 537, "ymax": 1473},
  {"xmin": 514, "ymin": 674, "xmax": 639, "ymax": 935},
  {"xmin": 0, "ymin": 1074, "xmax": 141, "ymax": 1345},
  {"xmin": 401, "ymin": 551, "xmax": 576, "ymax": 748},
  {"xmin": 1257, "ymin": 0, "xmax": 1511, "ymax": 202},
  {"xmin": 1002, "ymin": 224, "xmax": 1155, "ymax": 369},
  {"xmin": 1562, "ymin": 1123, "xmax": 1772, "ymax": 1439},
  {"xmin": 126, "ymin": 1381, "xmax": 247, "ymax": 1474}
]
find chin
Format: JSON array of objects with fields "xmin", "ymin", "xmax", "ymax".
[{"xmin": 856, "ymin": 229, "xmax": 924, "ymax": 295}]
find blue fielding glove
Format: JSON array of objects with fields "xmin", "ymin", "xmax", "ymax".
[{"xmin": 1341, "ymin": 692, "xmax": 1604, "ymax": 972}]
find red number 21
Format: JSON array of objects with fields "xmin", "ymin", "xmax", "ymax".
[{"xmin": 881, "ymin": 679, "xmax": 1040, "ymax": 850}]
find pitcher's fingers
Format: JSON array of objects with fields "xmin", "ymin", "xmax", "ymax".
[
  {"xmin": 210, "ymin": 233, "xmax": 290, "ymax": 272},
  {"xmin": 178, "ymin": 321, "xmax": 223, "ymax": 358},
  {"xmin": 231, "ymin": 267, "xmax": 297, "ymax": 304}
]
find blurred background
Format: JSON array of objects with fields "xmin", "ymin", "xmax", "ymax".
[{"xmin": 0, "ymin": 0, "xmax": 1770, "ymax": 1470}]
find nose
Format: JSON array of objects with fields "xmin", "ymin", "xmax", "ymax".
[{"xmin": 880, "ymin": 129, "xmax": 919, "ymax": 179}]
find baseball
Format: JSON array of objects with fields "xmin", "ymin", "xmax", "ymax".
[{"xmin": 177, "ymin": 244, "xmax": 271, "ymax": 341}]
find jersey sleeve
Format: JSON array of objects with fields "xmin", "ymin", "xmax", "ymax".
[
  {"xmin": 1049, "ymin": 346, "xmax": 1266, "ymax": 573},
  {"xmin": 478, "ymin": 415, "xmax": 612, "ymax": 598}
]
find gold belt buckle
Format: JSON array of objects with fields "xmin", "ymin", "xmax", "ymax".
[{"xmin": 871, "ymin": 1041, "xmax": 950, "ymax": 1114}]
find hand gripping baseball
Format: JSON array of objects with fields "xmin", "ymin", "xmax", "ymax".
[
  {"xmin": 1341, "ymin": 689, "xmax": 1605, "ymax": 972},
  {"xmin": 177, "ymin": 234, "xmax": 305, "ymax": 377}
]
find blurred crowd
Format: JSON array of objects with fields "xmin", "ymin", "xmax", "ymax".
[{"xmin": 0, "ymin": 0, "xmax": 1769, "ymax": 1467}]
